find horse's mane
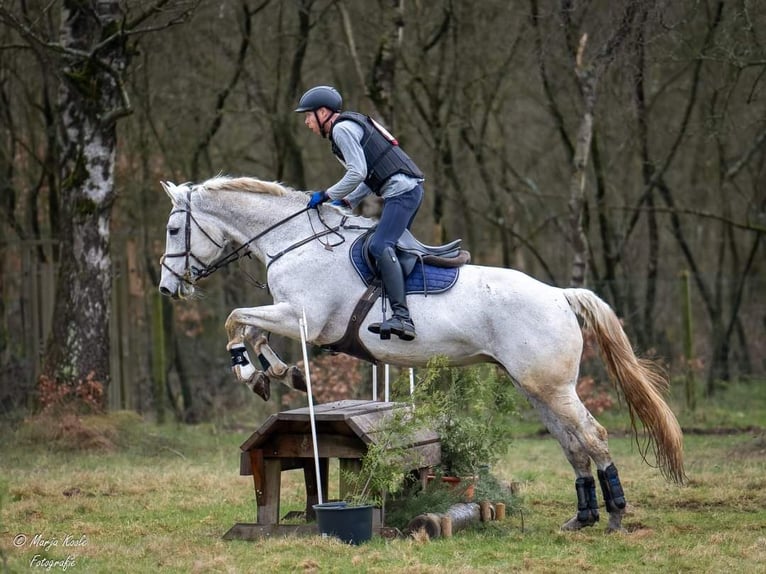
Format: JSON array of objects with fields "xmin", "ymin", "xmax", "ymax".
[
  {"xmin": 200, "ymin": 175, "xmax": 292, "ymax": 196},
  {"xmin": 197, "ymin": 174, "xmax": 374, "ymax": 226}
]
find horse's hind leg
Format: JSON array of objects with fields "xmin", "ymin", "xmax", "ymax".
[
  {"xmin": 527, "ymin": 389, "xmax": 626, "ymax": 533},
  {"xmin": 246, "ymin": 330, "xmax": 306, "ymax": 393}
]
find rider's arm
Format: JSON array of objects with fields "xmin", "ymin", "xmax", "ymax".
[
  {"xmin": 340, "ymin": 182, "xmax": 370, "ymax": 208},
  {"xmin": 327, "ymin": 122, "xmax": 367, "ymax": 201}
]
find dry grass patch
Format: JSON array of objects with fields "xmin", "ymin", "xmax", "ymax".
[{"xmin": 2, "ymin": 402, "xmax": 766, "ymax": 573}]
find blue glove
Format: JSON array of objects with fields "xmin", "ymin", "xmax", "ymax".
[
  {"xmin": 307, "ymin": 190, "xmax": 328, "ymax": 208},
  {"xmin": 331, "ymin": 199, "xmax": 351, "ymax": 209},
  {"xmin": 330, "ymin": 198, "xmax": 352, "ymax": 214}
]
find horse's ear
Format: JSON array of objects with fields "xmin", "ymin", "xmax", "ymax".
[{"xmin": 160, "ymin": 181, "xmax": 176, "ymax": 202}]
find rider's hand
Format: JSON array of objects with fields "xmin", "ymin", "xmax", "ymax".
[
  {"xmin": 307, "ymin": 190, "xmax": 329, "ymax": 208},
  {"xmin": 330, "ymin": 198, "xmax": 352, "ymax": 214}
]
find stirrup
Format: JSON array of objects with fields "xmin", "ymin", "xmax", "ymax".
[{"xmin": 368, "ymin": 317, "xmax": 416, "ymax": 341}]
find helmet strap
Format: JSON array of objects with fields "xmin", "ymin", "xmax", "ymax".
[{"xmin": 316, "ymin": 109, "xmax": 336, "ymax": 139}]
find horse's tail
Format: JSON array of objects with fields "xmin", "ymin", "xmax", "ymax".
[{"xmin": 564, "ymin": 288, "xmax": 685, "ymax": 485}]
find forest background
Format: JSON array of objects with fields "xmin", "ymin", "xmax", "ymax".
[{"xmin": 0, "ymin": 0, "xmax": 764, "ymax": 424}]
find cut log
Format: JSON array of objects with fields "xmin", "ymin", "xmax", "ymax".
[{"xmin": 406, "ymin": 503, "xmax": 481, "ymax": 538}]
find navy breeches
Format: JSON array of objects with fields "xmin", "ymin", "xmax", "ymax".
[{"xmin": 367, "ymin": 184, "xmax": 424, "ymax": 260}]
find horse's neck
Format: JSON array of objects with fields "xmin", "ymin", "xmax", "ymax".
[{"xmin": 200, "ymin": 190, "xmax": 362, "ymax": 261}]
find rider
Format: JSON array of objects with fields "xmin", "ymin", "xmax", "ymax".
[{"xmin": 296, "ymin": 85, "xmax": 424, "ymax": 341}]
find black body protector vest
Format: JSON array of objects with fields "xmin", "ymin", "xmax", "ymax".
[{"xmin": 329, "ymin": 111, "xmax": 424, "ymax": 196}]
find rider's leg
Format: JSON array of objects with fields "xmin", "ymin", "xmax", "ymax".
[
  {"xmin": 367, "ymin": 185, "xmax": 423, "ymax": 341},
  {"xmin": 368, "ymin": 246, "xmax": 416, "ymax": 340}
]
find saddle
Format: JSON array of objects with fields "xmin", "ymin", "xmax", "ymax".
[
  {"xmin": 323, "ymin": 228, "xmax": 471, "ymax": 362},
  {"xmin": 351, "ymin": 228, "xmax": 470, "ymax": 295}
]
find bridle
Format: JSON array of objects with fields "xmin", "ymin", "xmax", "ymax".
[
  {"xmin": 160, "ymin": 188, "xmax": 224, "ymax": 286},
  {"xmin": 161, "ymin": 185, "xmax": 362, "ymax": 289}
]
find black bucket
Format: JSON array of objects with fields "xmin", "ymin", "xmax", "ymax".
[{"xmin": 313, "ymin": 502, "xmax": 374, "ymax": 545}]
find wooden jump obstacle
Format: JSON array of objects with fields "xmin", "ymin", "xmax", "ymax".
[{"xmin": 223, "ymin": 399, "xmax": 441, "ymax": 540}]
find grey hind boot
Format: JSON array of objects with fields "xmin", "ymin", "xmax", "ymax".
[{"xmin": 368, "ymin": 247, "xmax": 416, "ymax": 341}]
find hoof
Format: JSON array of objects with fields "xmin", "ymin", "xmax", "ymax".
[
  {"xmin": 561, "ymin": 514, "xmax": 598, "ymax": 531},
  {"xmin": 249, "ymin": 372, "xmax": 271, "ymax": 401},
  {"xmin": 605, "ymin": 513, "xmax": 625, "ymax": 533},
  {"xmin": 289, "ymin": 366, "xmax": 307, "ymax": 393}
]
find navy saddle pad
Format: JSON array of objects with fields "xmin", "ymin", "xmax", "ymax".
[{"xmin": 349, "ymin": 235, "xmax": 460, "ymax": 295}]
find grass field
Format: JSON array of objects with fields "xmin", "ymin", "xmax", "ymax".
[{"xmin": 1, "ymin": 381, "xmax": 765, "ymax": 573}]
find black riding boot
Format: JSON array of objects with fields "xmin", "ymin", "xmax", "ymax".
[{"xmin": 368, "ymin": 247, "xmax": 416, "ymax": 341}]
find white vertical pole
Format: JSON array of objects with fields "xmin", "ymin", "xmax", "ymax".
[
  {"xmin": 409, "ymin": 368, "xmax": 415, "ymax": 396},
  {"xmin": 384, "ymin": 364, "xmax": 390, "ymax": 402},
  {"xmin": 372, "ymin": 363, "xmax": 378, "ymax": 401},
  {"xmin": 299, "ymin": 308, "xmax": 323, "ymax": 505}
]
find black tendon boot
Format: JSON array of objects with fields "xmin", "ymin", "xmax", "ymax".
[
  {"xmin": 598, "ymin": 463, "xmax": 627, "ymax": 513},
  {"xmin": 575, "ymin": 476, "xmax": 600, "ymax": 525},
  {"xmin": 368, "ymin": 247, "xmax": 416, "ymax": 341}
]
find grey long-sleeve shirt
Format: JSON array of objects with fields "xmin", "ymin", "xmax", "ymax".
[{"xmin": 326, "ymin": 119, "xmax": 422, "ymax": 208}]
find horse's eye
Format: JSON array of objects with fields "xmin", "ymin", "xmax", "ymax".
[{"xmin": 168, "ymin": 227, "xmax": 180, "ymax": 236}]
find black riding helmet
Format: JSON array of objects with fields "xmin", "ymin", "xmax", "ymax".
[
  {"xmin": 294, "ymin": 85, "xmax": 343, "ymax": 113},
  {"xmin": 295, "ymin": 86, "xmax": 342, "ymax": 138}
]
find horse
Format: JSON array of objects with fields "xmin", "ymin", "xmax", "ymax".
[{"xmin": 158, "ymin": 175, "xmax": 684, "ymax": 532}]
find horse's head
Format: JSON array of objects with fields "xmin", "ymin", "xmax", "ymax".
[{"xmin": 158, "ymin": 181, "xmax": 227, "ymax": 299}]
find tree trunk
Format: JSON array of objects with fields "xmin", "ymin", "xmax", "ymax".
[
  {"xmin": 369, "ymin": 0, "xmax": 404, "ymax": 128},
  {"xmin": 40, "ymin": 1, "xmax": 127, "ymax": 410},
  {"xmin": 568, "ymin": 36, "xmax": 595, "ymax": 288}
]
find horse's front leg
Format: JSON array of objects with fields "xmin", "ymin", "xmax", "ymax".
[{"xmin": 225, "ymin": 303, "xmax": 306, "ymax": 401}]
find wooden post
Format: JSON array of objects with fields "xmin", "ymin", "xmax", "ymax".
[
  {"xmin": 150, "ymin": 290, "xmax": 166, "ymax": 424},
  {"xmin": 256, "ymin": 458, "xmax": 282, "ymax": 525},
  {"xmin": 680, "ymin": 270, "xmax": 696, "ymax": 411},
  {"xmin": 480, "ymin": 500, "xmax": 493, "ymax": 522},
  {"xmin": 440, "ymin": 515, "xmax": 452, "ymax": 538},
  {"xmin": 495, "ymin": 502, "xmax": 506, "ymax": 521}
]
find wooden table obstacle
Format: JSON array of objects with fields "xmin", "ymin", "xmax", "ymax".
[{"xmin": 223, "ymin": 399, "xmax": 441, "ymax": 540}]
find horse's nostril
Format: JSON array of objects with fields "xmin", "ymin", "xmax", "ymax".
[{"xmin": 159, "ymin": 286, "xmax": 172, "ymax": 296}]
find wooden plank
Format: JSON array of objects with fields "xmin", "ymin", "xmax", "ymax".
[
  {"xmin": 302, "ymin": 458, "xmax": 329, "ymax": 520},
  {"xmin": 345, "ymin": 410, "xmax": 393, "ymax": 440},
  {"xmin": 249, "ymin": 450, "xmax": 265, "ymax": 506},
  {"xmin": 338, "ymin": 458, "xmax": 363, "ymax": 499},
  {"xmin": 239, "ymin": 413, "xmax": 279, "ymax": 451},
  {"xmin": 222, "ymin": 523, "xmax": 319, "ymax": 540},
  {"xmin": 260, "ymin": 433, "xmax": 365, "ymax": 459},
  {"xmin": 256, "ymin": 458, "xmax": 281, "ymax": 525},
  {"xmin": 402, "ymin": 442, "xmax": 442, "ymax": 468},
  {"xmin": 223, "ymin": 522, "xmax": 385, "ymax": 541},
  {"xmin": 240, "ymin": 451, "xmax": 250, "ymax": 475},
  {"xmin": 280, "ymin": 401, "xmax": 397, "ymax": 422}
]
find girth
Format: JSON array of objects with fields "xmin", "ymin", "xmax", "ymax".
[{"xmin": 321, "ymin": 281, "xmax": 382, "ymax": 363}]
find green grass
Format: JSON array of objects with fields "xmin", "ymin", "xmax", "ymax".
[{"xmin": 1, "ymin": 380, "xmax": 765, "ymax": 573}]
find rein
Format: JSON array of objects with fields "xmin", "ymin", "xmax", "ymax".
[
  {"xmin": 265, "ymin": 208, "xmax": 348, "ymax": 271},
  {"xmin": 161, "ymin": 185, "xmax": 365, "ymax": 288}
]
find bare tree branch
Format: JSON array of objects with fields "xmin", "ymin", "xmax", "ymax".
[
  {"xmin": 616, "ymin": 205, "xmax": 766, "ymax": 234},
  {"xmin": 725, "ymin": 126, "xmax": 766, "ymax": 180},
  {"xmin": 191, "ymin": 0, "xmax": 254, "ymax": 179},
  {"xmin": 336, "ymin": 0, "xmax": 370, "ymax": 104}
]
